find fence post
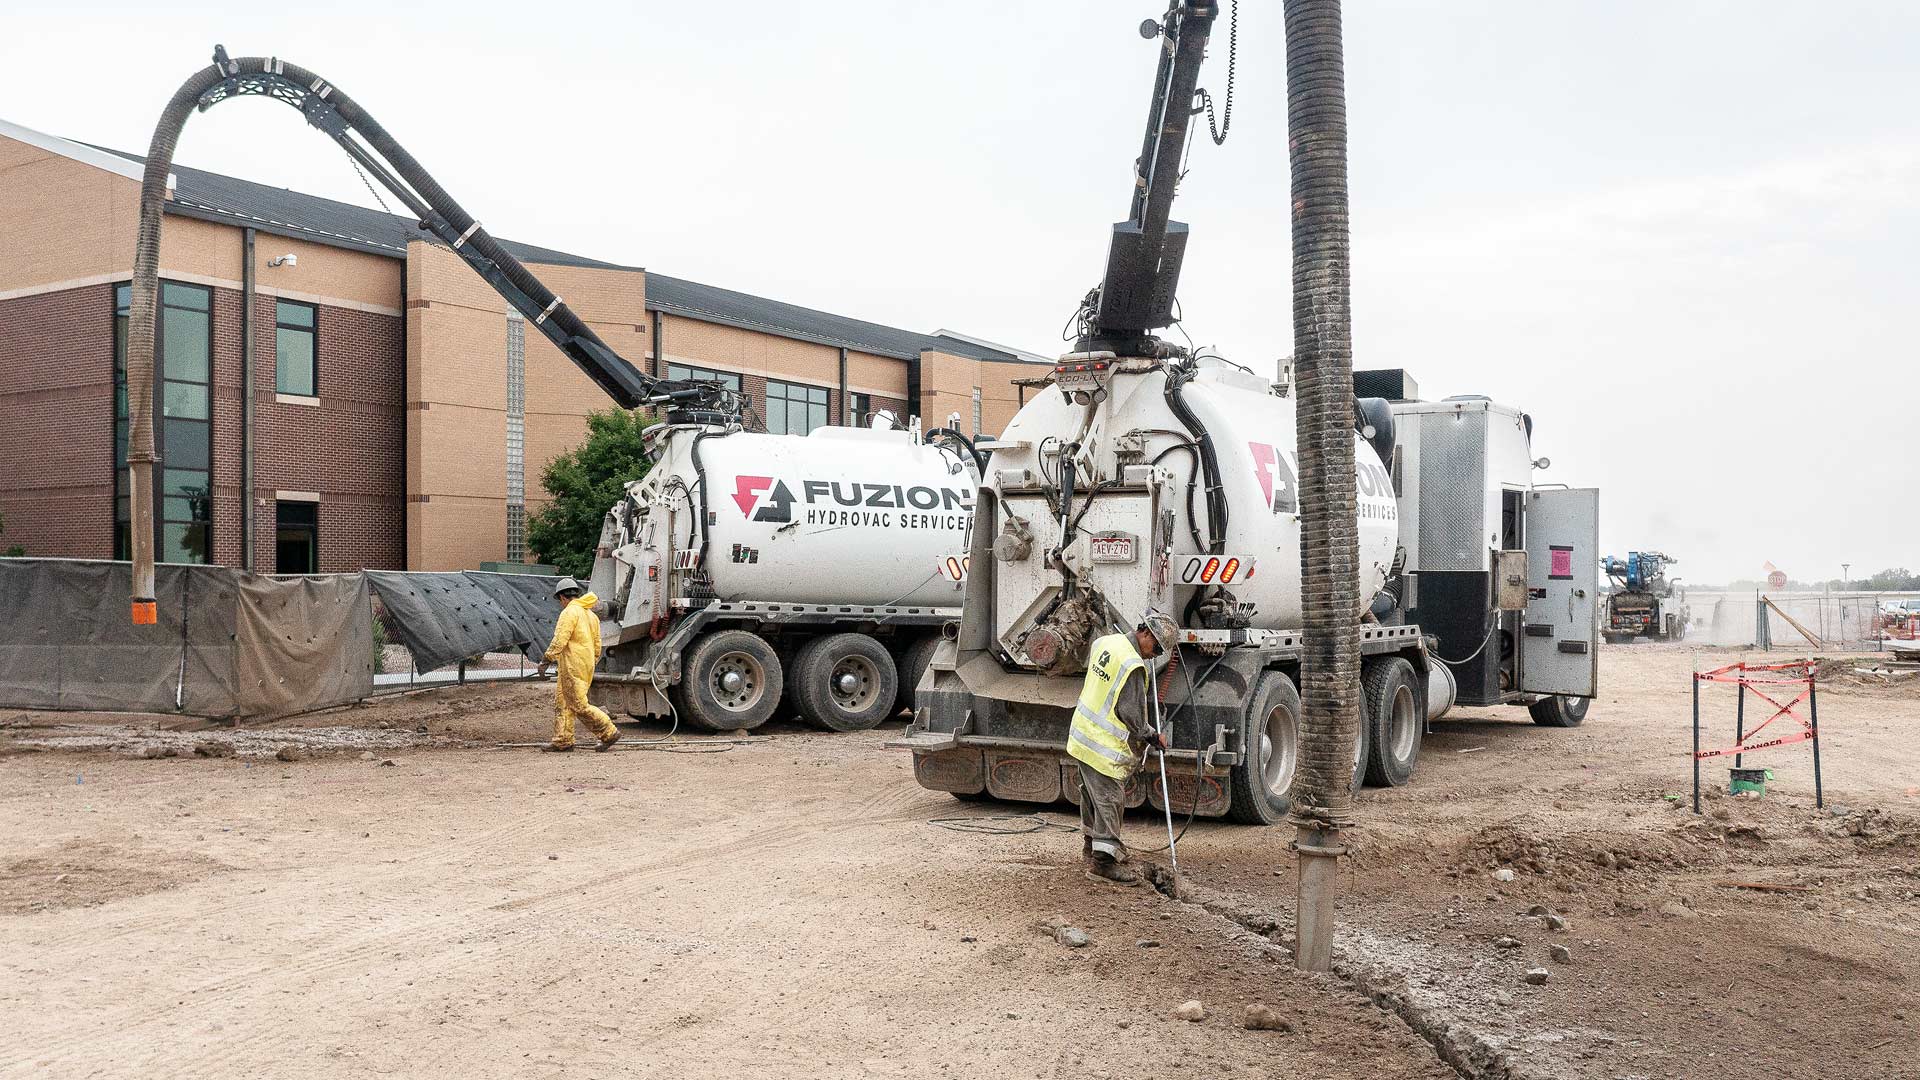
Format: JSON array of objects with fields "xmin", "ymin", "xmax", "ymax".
[
  {"xmin": 1734, "ymin": 678, "xmax": 1745, "ymax": 770},
  {"xmin": 1809, "ymin": 673, "xmax": 1823, "ymax": 810},
  {"xmin": 1691, "ymin": 670, "xmax": 1701, "ymax": 814}
]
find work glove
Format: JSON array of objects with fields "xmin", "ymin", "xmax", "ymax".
[{"xmin": 1147, "ymin": 730, "xmax": 1170, "ymax": 752}]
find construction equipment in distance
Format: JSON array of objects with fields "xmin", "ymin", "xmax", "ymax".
[
  {"xmin": 1601, "ymin": 551, "xmax": 1687, "ymax": 643},
  {"xmin": 893, "ymin": 3, "xmax": 1601, "ymax": 824}
]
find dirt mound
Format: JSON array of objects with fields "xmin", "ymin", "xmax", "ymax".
[{"xmin": 0, "ymin": 841, "xmax": 227, "ymax": 915}]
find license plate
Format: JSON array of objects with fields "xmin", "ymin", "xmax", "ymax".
[{"xmin": 1090, "ymin": 536, "xmax": 1136, "ymax": 563}]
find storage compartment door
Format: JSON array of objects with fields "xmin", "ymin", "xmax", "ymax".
[{"xmin": 1520, "ymin": 488, "xmax": 1598, "ymax": 697}]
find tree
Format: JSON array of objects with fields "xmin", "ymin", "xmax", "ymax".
[{"xmin": 528, "ymin": 409, "xmax": 652, "ymax": 579}]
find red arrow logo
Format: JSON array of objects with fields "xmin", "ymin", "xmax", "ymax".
[{"xmin": 732, "ymin": 475, "xmax": 772, "ymax": 517}]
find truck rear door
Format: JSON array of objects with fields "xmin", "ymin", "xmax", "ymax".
[{"xmin": 1520, "ymin": 488, "xmax": 1599, "ymax": 697}]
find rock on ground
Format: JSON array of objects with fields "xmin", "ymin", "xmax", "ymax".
[
  {"xmin": 1172, "ymin": 1000, "xmax": 1206, "ymax": 1022},
  {"xmin": 1055, "ymin": 927, "xmax": 1091, "ymax": 948},
  {"xmin": 1523, "ymin": 967, "xmax": 1550, "ymax": 985},
  {"xmin": 1242, "ymin": 1005, "xmax": 1293, "ymax": 1032}
]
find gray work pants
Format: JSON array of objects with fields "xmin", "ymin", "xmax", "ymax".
[{"xmin": 1076, "ymin": 762, "xmax": 1129, "ymax": 862}]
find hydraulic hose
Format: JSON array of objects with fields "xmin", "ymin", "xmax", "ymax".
[
  {"xmin": 125, "ymin": 46, "xmax": 695, "ymax": 622},
  {"xmin": 1163, "ymin": 363, "xmax": 1227, "ymax": 554},
  {"xmin": 925, "ymin": 427, "xmax": 987, "ymax": 473}
]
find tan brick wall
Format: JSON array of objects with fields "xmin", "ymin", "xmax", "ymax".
[
  {"xmin": 0, "ymin": 135, "xmax": 138, "ymax": 295},
  {"xmin": 657, "ymin": 314, "xmax": 840, "ymax": 385},
  {"xmin": 405, "ymin": 241, "xmax": 645, "ymax": 571},
  {"xmin": 916, "ymin": 350, "xmax": 1045, "ymax": 437},
  {"xmin": 0, "ymin": 134, "xmax": 403, "ymax": 313}
]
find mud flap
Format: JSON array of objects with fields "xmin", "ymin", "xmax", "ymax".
[
  {"xmin": 986, "ymin": 751, "xmax": 1063, "ymax": 803},
  {"xmin": 1146, "ymin": 760, "xmax": 1232, "ymax": 818},
  {"xmin": 588, "ymin": 678, "xmax": 672, "ymax": 720},
  {"xmin": 1059, "ymin": 762, "xmax": 1150, "ymax": 809},
  {"xmin": 913, "ymin": 748, "xmax": 986, "ymax": 794}
]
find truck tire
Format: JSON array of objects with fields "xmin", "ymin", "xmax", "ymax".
[
  {"xmin": 794, "ymin": 633, "xmax": 899, "ymax": 732},
  {"xmin": 895, "ymin": 635, "xmax": 941, "ymax": 717},
  {"xmin": 675, "ymin": 629, "xmax": 784, "ymax": 732},
  {"xmin": 1228, "ymin": 672, "xmax": 1299, "ymax": 824},
  {"xmin": 1361, "ymin": 657, "xmax": 1422, "ymax": 788},
  {"xmin": 1528, "ymin": 695, "xmax": 1589, "ymax": 728},
  {"xmin": 1226, "ymin": 673, "xmax": 1369, "ymax": 823}
]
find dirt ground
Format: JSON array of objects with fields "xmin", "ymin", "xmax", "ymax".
[{"xmin": 2, "ymin": 645, "xmax": 1915, "ymax": 1079}]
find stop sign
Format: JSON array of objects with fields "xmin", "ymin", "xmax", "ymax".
[{"xmin": 1767, "ymin": 570, "xmax": 1788, "ymax": 590}]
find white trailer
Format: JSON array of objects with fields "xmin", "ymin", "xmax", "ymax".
[{"xmin": 587, "ymin": 416, "xmax": 979, "ymax": 732}]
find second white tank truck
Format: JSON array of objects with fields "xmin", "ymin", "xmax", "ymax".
[
  {"xmin": 894, "ymin": 2, "xmax": 1600, "ymax": 823},
  {"xmin": 585, "ymin": 408, "xmax": 982, "ymax": 734}
]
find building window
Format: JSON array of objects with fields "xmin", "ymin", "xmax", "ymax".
[
  {"xmin": 666, "ymin": 363, "xmax": 742, "ymax": 393},
  {"xmin": 275, "ymin": 500, "xmax": 318, "ymax": 574},
  {"xmin": 766, "ymin": 379, "xmax": 829, "ymax": 436},
  {"xmin": 971, "ymin": 387, "xmax": 983, "ymax": 436},
  {"xmin": 505, "ymin": 315, "xmax": 527, "ymax": 563},
  {"xmin": 275, "ymin": 300, "xmax": 317, "ymax": 396},
  {"xmin": 114, "ymin": 281, "xmax": 213, "ymax": 563},
  {"xmin": 848, "ymin": 392, "xmax": 871, "ymax": 428}
]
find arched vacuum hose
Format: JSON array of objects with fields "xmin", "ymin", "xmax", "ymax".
[
  {"xmin": 925, "ymin": 427, "xmax": 988, "ymax": 473},
  {"xmin": 124, "ymin": 46, "xmax": 697, "ymax": 623}
]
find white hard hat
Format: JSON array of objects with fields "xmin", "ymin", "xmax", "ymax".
[{"xmin": 552, "ymin": 577, "xmax": 584, "ymax": 597}]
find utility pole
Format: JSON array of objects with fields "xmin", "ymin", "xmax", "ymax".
[
  {"xmin": 1285, "ymin": 0, "xmax": 1360, "ymax": 973},
  {"xmin": 1841, "ymin": 563, "xmax": 1850, "ymax": 591}
]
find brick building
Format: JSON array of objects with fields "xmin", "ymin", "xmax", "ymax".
[{"xmin": 0, "ymin": 118, "xmax": 1048, "ymax": 572}]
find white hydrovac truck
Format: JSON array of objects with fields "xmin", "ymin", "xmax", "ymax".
[
  {"xmin": 585, "ymin": 406, "xmax": 982, "ymax": 732},
  {"xmin": 892, "ymin": 2, "xmax": 1599, "ymax": 822}
]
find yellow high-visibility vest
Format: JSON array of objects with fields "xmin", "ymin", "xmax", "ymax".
[{"xmin": 1067, "ymin": 633, "xmax": 1146, "ymax": 780}]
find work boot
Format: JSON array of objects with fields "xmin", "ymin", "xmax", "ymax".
[
  {"xmin": 595, "ymin": 730, "xmax": 622, "ymax": 752},
  {"xmin": 543, "ymin": 743, "xmax": 573, "ymax": 753},
  {"xmin": 1085, "ymin": 855, "xmax": 1141, "ymax": 886}
]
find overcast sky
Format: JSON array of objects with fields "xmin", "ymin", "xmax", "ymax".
[{"xmin": 4, "ymin": 2, "xmax": 1912, "ymax": 585}]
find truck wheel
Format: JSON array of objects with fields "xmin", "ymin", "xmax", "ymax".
[
  {"xmin": 675, "ymin": 630, "xmax": 783, "ymax": 732},
  {"xmin": 895, "ymin": 635, "xmax": 941, "ymax": 717},
  {"xmin": 1362, "ymin": 657, "xmax": 1422, "ymax": 788},
  {"xmin": 1226, "ymin": 671, "xmax": 1372, "ymax": 822},
  {"xmin": 794, "ymin": 633, "xmax": 898, "ymax": 732},
  {"xmin": 1228, "ymin": 672, "xmax": 1298, "ymax": 824},
  {"xmin": 1528, "ymin": 695, "xmax": 1590, "ymax": 728}
]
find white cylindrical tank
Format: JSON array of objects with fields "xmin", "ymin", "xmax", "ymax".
[
  {"xmin": 644, "ymin": 425, "xmax": 975, "ymax": 608},
  {"xmin": 990, "ymin": 358, "xmax": 1399, "ymax": 632}
]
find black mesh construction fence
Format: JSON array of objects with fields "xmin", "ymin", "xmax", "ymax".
[
  {"xmin": 365, "ymin": 571, "xmax": 558, "ymax": 674},
  {"xmin": 0, "ymin": 559, "xmax": 373, "ymax": 717},
  {"xmin": 0, "ymin": 561, "xmax": 564, "ymax": 717}
]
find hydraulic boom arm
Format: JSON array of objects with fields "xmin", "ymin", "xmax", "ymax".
[
  {"xmin": 1076, "ymin": 2, "xmax": 1219, "ymax": 356},
  {"xmin": 190, "ymin": 48, "xmax": 724, "ymax": 413}
]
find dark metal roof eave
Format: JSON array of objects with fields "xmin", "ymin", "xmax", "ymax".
[
  {"xmin": 644, "ymin": 300, "xmax": 926, "ymax": 362},
  {"xmin": 162, "ymin": 200, "xmax": 409, "ymax": 259}
]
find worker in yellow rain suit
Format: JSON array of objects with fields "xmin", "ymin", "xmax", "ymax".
[
  {"xmin": 536, "ymin": 577, "xmax": 621, "ymax": 752},
  {"xmin": 1067, "ymin": 609, "xmax": 1177, "ymax": 885}
]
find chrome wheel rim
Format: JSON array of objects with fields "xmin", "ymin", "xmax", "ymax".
[
  {"xmin": 1389, "ymin": 683, "xmax": 1417, "ymax": 761},
  {"xmin": 710, "ymin": 651, "xmax": 766, "ymax": 713},
  {"xmin": 1261, "ymin": 699, "xmax": 1298, "ymax": 801},
  {"xmin": 829, "ymin": 654, "xmax": 880, "ymax": 713}
]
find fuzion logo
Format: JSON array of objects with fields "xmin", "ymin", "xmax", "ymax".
[
  {"xmin": 732, "ymin": 475, "xmax": 795, "ymax": 523},
  {"xmin": 730, "ymin": 473, "xmax": 972, "ymax": 531},
  {"xmin": 1248, "ymin": 441, "xmax": 1397, "ymax": 520}
]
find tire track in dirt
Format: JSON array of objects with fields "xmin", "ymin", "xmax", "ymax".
[{"xmin": 3, "ymin": 781, "xmax": 927, "ymax": 1073}]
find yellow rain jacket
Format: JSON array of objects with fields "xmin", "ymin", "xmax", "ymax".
[{"xmin": 543, "ymin": 592, "xmax": 616, "ymax": 747}]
